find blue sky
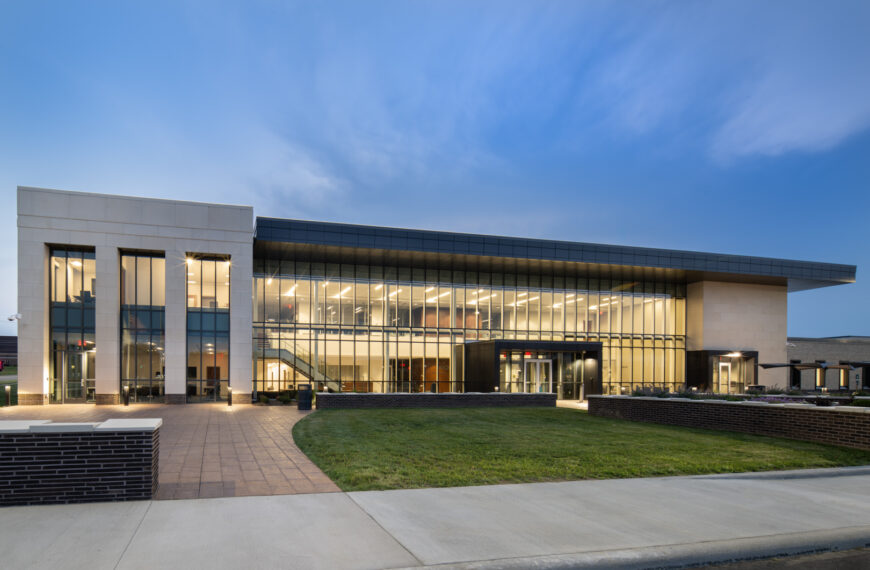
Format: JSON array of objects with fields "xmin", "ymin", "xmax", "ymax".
[{"xmin": 1, "ymin": 0, "xmax": 868, "ymax": 337}]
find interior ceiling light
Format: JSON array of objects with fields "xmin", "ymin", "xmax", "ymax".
[{"xmin": 425, "ymin": 286, "xmax": 435, "ymax": 293}]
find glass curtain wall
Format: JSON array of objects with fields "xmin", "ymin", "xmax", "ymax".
[
  {"xmin": 120, "ymin": 253, "xmax": 166, "ymax": 402},
  {"xmin": 49, "ymin": 247, "xmax": 96, "ymax": 403},
  {"xmin": 253, "ymin": 261, "xmax": 687, "ymax": 396},
  {"xmin": 186, "ymin": 256, "xmax": 230, "ymax": 402}
]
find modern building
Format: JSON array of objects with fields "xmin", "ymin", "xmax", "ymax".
[{"xmin": 15, "ymin": 187, "xmax": 857, "ymax": 404}]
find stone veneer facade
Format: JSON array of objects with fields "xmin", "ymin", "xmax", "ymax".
[{"xmin": 687, "ymin": 281, "xmax": 788, "ymax": 388}]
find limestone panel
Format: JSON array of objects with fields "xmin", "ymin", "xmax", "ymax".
[
  {"xmin": 17, "ymin": 186, "xmax": 254, "ymax": 403},
  {"xmin": 686, "ymin": 281, "xmax": 788, "ymax": 388}
]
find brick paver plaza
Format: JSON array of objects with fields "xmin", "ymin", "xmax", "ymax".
[{"xmin": 0, "ymin": 403, "xmax": 340, "ymax": 500}]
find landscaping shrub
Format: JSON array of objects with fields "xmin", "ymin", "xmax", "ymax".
[
  {"xmin": 850, "ymin": 399, "xmax": 870, "ymax": 407},
  {"xmin": 277, "ymin": 392, "xmax": 292, "ymax": 405},
  {"xmin": 258, "ymin": 394, "xmax": 269, "ymax": 404}
]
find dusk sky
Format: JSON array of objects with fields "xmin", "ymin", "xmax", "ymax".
[{"xmin": 1, "ymin": 1, "xmax": 868, "ymax": 337}]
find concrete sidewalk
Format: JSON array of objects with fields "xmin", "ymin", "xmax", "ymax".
[{"xmin": 2, "ymin": 466, "xmax": 870, "ymax": 569}]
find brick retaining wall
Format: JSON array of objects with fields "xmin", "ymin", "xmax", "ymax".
[
  {"xmin": 316, "ymin": 392, "xmax": 557, "ymax": 409},
  {"xmin": 0, "ymin": 420, "xmax": 161, "ymax": 506},
  {"xmin": 588, "ymin": 396, "xmax": 870, "ymax": 451}
]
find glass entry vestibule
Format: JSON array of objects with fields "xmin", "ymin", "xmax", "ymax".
[
  {"xmin": 686, "ymin": 350, "xmax": 759, "ymax": 393},
  {"xmin": 464, "ymin": 340, "xmax": 602, "ymax": 399}
]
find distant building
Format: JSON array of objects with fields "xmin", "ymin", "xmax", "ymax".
[
  {"xmin": 787, "ymin": 336, "xmax": 870, "ymax": 391},
  {"xmin": 0, "ymin": 336, "xmax": 17, "ymax": 367}
]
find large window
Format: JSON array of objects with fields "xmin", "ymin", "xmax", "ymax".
[
  {"xmin": 252, "ymin": 261, "xmax": 687, "ymax": 396},
  {"xmin": 187, "ymin": 256, "xmax": 230, "ymax": 402},
  {"xmin": 120, "ymin": 253, "xmax": 166, "ymax": 402},
  {"xmin": 49, "ymin": 247, "xmax": 96, "ymax": 403}
]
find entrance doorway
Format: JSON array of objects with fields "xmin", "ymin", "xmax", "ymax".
[
  {"xmin": 524, "ymin": 359, "xmax": 553, "ymax": 393},
  {"xmin": 718, "ymin": 361, "xmax": 731, "ymax": 393},
  {"xmin": 51, "ymin": 350, "xmax": 96, "ymax": 403}
]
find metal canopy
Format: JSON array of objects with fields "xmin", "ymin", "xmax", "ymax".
[
  {"xmin": 761, "ymin": 361, "xmax": 854, "ymax": 371},
  {"xmin": 255, "ymin": 218, "xmax": 856, "ymax": 292}
]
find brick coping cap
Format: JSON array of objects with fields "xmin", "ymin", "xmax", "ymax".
[
  {"xmin": 589, "ymin": 395, "xmax": 870, "ymax": 414},
  {"xmin": 0, "ymin": 418, "xmax": 163, "ymax": 433}
]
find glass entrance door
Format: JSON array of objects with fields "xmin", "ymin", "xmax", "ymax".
[
  {"xmin": 58, "ymin": 352, "xmax": 95, "ymax": 403},
  {"xmin": 523, "ymin": 360, "xmax": 553, "ymax": 393},
  {"xmin": 718, "ymin": 361, "xmax": 731, "ymax": 394}
]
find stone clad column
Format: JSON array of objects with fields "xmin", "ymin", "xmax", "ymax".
[
  {"xmin": 94, "ymin": 244, "xmax": 120, "ymax": 404},
  {"xmin": 229, "ymin": 248, "xmax": 253, "ymax": 401},
  {"xmin": 164, "ymin": 248, "xmax": 188, "ymax": 403},
  {"xmin": 16, "ymin": 232, "xmax": 49, "ymax": 405}
]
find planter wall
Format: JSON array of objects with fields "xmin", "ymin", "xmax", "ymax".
[
  {"xmin": 588, "ymin": 396, "xmax": 870, "ymax": 451},
  {"xmin": 0, "ymin": 419, "xmax": 161, "ymax": 506}
]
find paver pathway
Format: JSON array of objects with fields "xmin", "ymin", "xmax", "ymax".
[{"xmin": 0, "ymin": 403, "xmax": 339, "ymax": 499}]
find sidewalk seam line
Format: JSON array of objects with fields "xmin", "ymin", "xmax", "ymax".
[
  {"xmin": 113, "ymin": 501, "xmax": 153, "ymax": 570},
  {"xmin": 346, "ymin": 492, "xmax": 426, "ymax": 568}
]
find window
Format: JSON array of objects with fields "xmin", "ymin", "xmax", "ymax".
[
  {"xmin": 49, "ymin": 247, "xmax": 96, "ymax": 403},
  {"xmin": 187, "ymin": 256, "xmax": 230, "ymax": 401},
  {"xmin": 120, "ymin": 253, "xmax": 165, "ymax": 402}
]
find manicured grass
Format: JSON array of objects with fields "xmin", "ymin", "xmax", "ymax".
[
  {"xmin": 0, "ymin": 365, "xmax": 16, "ymax": 376},
  {"xmin": 293, "ymin": 408, "xmax": 870, "ymax": 491}
]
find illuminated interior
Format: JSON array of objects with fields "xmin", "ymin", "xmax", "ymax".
[{"xmin": 252, "ymin": 263, "xmax": 686, "ymax": 396}]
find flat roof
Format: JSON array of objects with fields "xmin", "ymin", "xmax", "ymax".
[{"xmin": 255, "ymin": 218, "xmax": 856, "ymax": 292}]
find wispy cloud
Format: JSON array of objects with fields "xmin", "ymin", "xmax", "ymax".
[{"xmin": 587, "ymin": 1, "xmax": 870, "ymax": 161}]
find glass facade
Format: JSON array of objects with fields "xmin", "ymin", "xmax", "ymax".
[
  {"xmin": 120, "ymin": 253, "xmax": 166, "ymax": 402},
  {"xmin": 49, "ymin": 247, "xmax": 96, "ymax": 403},
  {"xmin": 253, "ymin": 261, "xmax": 686, "ymax": 396},
  {"xmin": 186, "ymin": 256, "xmax": 231, "ymax": 401}
]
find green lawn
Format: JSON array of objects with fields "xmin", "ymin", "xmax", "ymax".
[
  {"xmin": 0, "ymin": 377, "xmax": 17, "ymax": 406},
  {"xmin": 293, "ymin": 408, "xmax": 870, "ymax": 491},
  {"xmin": 0, "ymin": 365, "xmax": 16, "ymax": 376}
]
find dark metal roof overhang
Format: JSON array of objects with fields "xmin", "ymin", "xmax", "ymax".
[{"xmin": 255, "ymin": 218, "xmax": 856, "ymax": 291}]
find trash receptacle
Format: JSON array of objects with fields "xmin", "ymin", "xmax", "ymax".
[{"xmin": 297, "ymin": 383, "xmax": 312, "ymax": 411}]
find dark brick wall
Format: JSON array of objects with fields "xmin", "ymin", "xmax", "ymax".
[
  {"xmin": 17, "ymin": 393, "xmax": 47, "ymax": 406},
  {"xmin": 95, "ymin": 393, "xmax": 120, "ymax": 405},
  {"xmin": 588, "ymin": 396, "xmax": 870, "ymax": 451},
  {"xmin": 0, "ymin": 428, "xmax": 159, "ymax": 506},
  {"xmin": 316, "ymin": 392, "xmax": 557, "ymax": 409}
]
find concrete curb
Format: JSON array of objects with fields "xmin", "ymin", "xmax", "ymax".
[{"xmin": 398, "ymin": 525, "xmax": 870, "ymax": 569}]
